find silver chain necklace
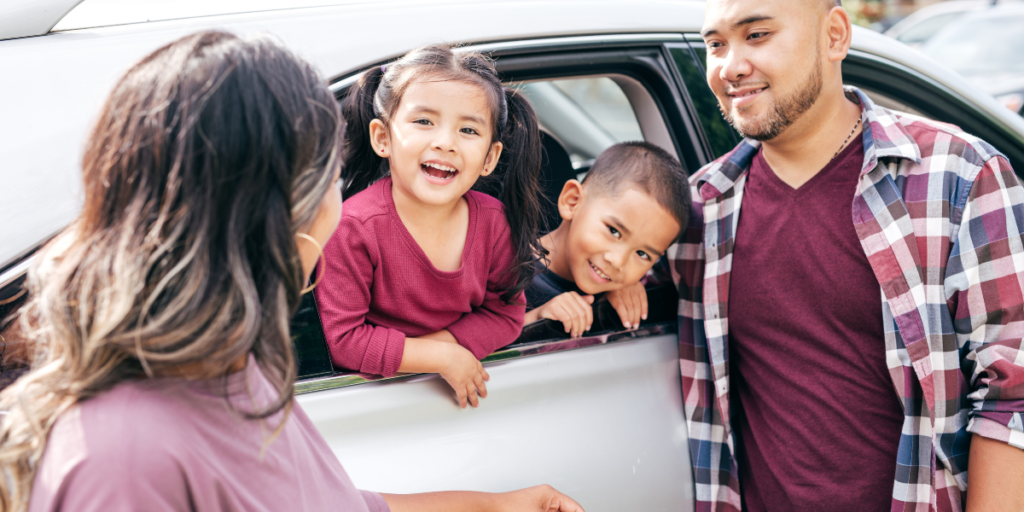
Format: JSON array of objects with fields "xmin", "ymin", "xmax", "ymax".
[{"xmin": 831, "ymin": 114, "xmax": 863, "ymax": 161}]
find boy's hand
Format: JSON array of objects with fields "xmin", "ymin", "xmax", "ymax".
[
  {"xmin": 607, "ymin": 282, "xmax": 647, "ymax": 330},
  {"xmin": 535, "ymin": 292, "xmax": 594, "ymax": 338},
  {"xmin": 439, "ymin": 343, "xmax": 490, "ymax": 409}
]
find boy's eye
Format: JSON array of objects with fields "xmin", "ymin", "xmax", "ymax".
[
  {"xmin": 608, "ymin": 226, "xmax": 621, "ymax": 239},
  {"xmin": 637, "ymin": 250, "xmax": 650, "ymax": 261}
]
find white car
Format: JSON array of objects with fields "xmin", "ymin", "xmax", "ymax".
[{"xmin": 2, "ymin": 1, "xmax": 1024, "ymax": 510}]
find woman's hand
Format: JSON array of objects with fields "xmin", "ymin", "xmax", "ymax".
[
  {"xmin": 606, "ymin": 282, "xmax": 647, "ymax": 330},
  {"xmin": 382, "ymin": 484, "xmax": 585, "ymax": 512},
  {"xmin": 439, "ymin": 343, "xmax": 489, "ymax": 409},
  {"xmin": 494, "ymin": 485, "xmax": 585, "ymax": 512},
  {"xmin": 533, "ymin": 292, "xmax": 594, "ymax": 338}
]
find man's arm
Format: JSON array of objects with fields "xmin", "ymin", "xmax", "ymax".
[
  {"xmin": 966, "ymin": 434, "xmax": 1024, "ymax": 511},
  {"xmin": 946, "ymin": 155, "xmax": 1024, "ymax": 509}
]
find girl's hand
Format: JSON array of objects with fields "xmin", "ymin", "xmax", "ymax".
[
  {"xmin": 439, "ymin": 343, "xmax": 490, "ymax": 409},
  {"xmin": 535, "ymin": 292, "xmax": 594, "ymax": 338},
  {"xmin": 606, "ymin": 282, "xmax": 647, "ymax": 330},
  {"xmin": 495, "ymin": 485, "xmax": 586, "ymax": 512}
]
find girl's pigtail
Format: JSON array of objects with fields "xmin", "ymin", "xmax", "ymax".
[
  {"xmin": 341, "ymin": 66, "xmax": 387, "ymax": 200},
  {"xmin": 494, "ymin": 88, "xmax": 544, "ymax": 304}
]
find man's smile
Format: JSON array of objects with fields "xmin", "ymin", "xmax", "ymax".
[{"xmin": 727, "ymin": 85, "xmax": 768, "ymax": 109}]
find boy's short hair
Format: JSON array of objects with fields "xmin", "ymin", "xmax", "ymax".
[{"xmin": 580, "ymin": 141, "xmax": 691, "ymax": 238}]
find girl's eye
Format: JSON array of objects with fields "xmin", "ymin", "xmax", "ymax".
[
  {"xmin": 414, "ymin": 118, "xmax": 432, "ymax": 125},
  {"xmin": 608, "ymin": 226, "xmax": 621, "ymax": 239},
  {"xmin": 460, "ymin": 127, "xmax": 479, "ymax": 135},
  {"xmin": 637, "ymin": 250, "xmax": 651, "ymax": 261}
]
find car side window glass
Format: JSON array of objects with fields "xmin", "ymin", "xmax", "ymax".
[
  {"xmin": 291, "ymin": 292, "xmax": 334, "ymax": 380},
  {"xmin": 667, "ymin": 43, "xmax": 739, "ymax": 161},
  {"xmin": 519, "ymin": 77, "xmax": 642, "ymax": 172}
]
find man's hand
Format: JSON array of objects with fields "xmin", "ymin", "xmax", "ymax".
[
  {"xmin": 606, "ymin": 282, "xmax": 647, "ymax": 329},
  {"xmin": 438, "ymin": 343, "xmax": 490, "ymax": 409},
  {"xmin": 533, "ymin": 292, "xmax": 594, "ymax": 338}
]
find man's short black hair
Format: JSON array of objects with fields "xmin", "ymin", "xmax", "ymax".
[{"xmin": 580, "ymin": 141, "xmax": 691, "ymax": 239}]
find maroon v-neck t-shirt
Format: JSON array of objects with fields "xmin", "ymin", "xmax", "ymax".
[{"xmin": 727, "ymin": 136, "xmax": 904, "ymax": 511}]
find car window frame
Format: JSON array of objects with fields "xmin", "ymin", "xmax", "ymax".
[{"xmin": 295, "ymin": 35, "xmax": 702, "ymax": 393}]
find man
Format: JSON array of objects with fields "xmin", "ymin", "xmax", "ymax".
[{"xmin": 670, "ymin": 0, "xmax": 1024, "ymax": 510}]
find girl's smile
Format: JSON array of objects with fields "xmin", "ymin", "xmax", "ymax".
[
  {"xmin": 371, "ymin": 79, "xmax": 503, "ymax": 208},
  {"xmin": 420, "ymin": 159, "xmax": 460, "ymax": 184}
]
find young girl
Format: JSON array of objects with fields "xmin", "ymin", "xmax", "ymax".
[{"xmin": 314, "ymin": 45, "xmax": 544, "ymax": 409}]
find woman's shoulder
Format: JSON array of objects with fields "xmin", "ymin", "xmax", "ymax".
[
  {"xmin": 51, "ymin": 381, "xmax": 191, "ymax": 459},
  {"xmin": 31, "ymin": 383, "xmax": 191, "ymax": 511}
]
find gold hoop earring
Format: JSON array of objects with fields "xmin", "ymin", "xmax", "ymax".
[{"xmin": 296, "ymin": 233, "xmax": 325, "ymax": 294}]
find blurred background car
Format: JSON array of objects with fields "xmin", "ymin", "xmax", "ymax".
[
  {"xmin": 920, "ymin": 3, "xmax": 1024, "ymax": 115},
  {"xmin": 883, "ymin": 0, "xmax": 1020, "ymax": 47}
]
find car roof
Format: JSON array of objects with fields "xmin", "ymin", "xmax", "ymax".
[{"xmin": 0, "ymin": 1, "xmax": 1022, "ymax": 273}]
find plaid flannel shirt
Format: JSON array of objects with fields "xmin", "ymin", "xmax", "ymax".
[{"xmin": 669, "ymin": 87, "xmax": 1024, "ymax": 512}]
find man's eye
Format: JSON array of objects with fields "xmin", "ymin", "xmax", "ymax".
[
  {"xmin": 608, "ymin": 226, "xmax": 621, "ymax": 239},
  {"xmin": 749, "ymin": 32, "xmax": 768, "ymax": 40},
  {"xmin": 637, "ymin": 250, "xmax": 650, "ymax": 261}
]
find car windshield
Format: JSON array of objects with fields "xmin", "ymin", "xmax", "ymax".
[
  {"xmin": 895, "ymin": 11, "xmax": 960, "ymax": 46},
  {"xmin": 923, "ymin": 13, "xmax": 1024, "ymax": 74}
]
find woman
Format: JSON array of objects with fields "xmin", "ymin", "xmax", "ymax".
[{"xmin": 0, "ymin": 32, "xmax": 583, "ymax": 512}]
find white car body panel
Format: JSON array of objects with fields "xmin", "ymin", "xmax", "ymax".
[{"xmin": 299, "ymin": 333, "xmax": 693, "ymax": 510}]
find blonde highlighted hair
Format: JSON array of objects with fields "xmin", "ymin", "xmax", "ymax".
[{"xmin": 0, "ymin": 31, "xmax": 342, "ymax": 510}]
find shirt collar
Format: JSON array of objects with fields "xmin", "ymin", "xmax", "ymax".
[{"xmin": 697, "ymin": 86, "xmax": 922, "ymax": 202}]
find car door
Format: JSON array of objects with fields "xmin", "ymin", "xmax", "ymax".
[{"xmin": 289, "ymin": 34, "xmax": 703, "ymax": 512}]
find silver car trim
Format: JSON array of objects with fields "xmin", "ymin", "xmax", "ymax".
[
  {"xmin": 294, "ymin": 321, "xmax": 677, "ymax": 394},
  {"xmin": 0, "ymin": 259, "xmax": 31, "ymax": 294},
  {"xmin": 329, "ymin": 33, "xmax": 685, "ymax": 94}
]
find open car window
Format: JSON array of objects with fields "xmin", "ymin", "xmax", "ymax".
[{"xmin": 294, "ymin": 40, "xmax": 695, "ymax": 388}]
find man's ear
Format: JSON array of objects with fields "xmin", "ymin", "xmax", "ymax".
[
  {"xmin": 369, "ymin": 119, "xmax": 390, "ymax": 158},
  {"xmin": 558, "ymin": 179, "xmax": 585, "ymax": 220},
  {"xmin": 825, "ymin": 6, "xmax": 853, "ymax": 63}
]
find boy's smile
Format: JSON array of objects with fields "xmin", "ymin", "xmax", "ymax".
[{"xmin": 545, "ymin": 184, "xmax": 680, "ymax": 295}]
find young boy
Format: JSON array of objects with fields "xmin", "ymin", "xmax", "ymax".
[{"xmin": 525, "ymin": 141, "xmax": 691, "ymax": 336}]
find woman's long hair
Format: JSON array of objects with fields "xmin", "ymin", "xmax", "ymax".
[
  {"xmin": 342, "ymin": 44, "xmax": 544, "ymax": 304},
  {"xmin": 0, "ymin": 31, "xmax": 341, "ymax": 511}
]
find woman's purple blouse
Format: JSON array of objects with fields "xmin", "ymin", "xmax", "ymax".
[{"xmin": 29, "ymin": 357, "xmax": 389, "ymax": 512}]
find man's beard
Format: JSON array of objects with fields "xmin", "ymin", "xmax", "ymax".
[{"xmin": 720, "ymin": 58, "xmax": 823, "ymax": 142}]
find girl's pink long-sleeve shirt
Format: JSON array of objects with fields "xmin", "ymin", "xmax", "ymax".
[{"xmin": 315, "ymin": 178, "xmax": 525, "ymax": 377}]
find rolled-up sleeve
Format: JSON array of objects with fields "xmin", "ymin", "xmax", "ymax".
[
  {"xmin": 946, "ymin": 155, "xmax": 1024, "ymax": 450},
  {"xmin": 315, "ymin": 216, "xmax": 406, "ymax": 377}
]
